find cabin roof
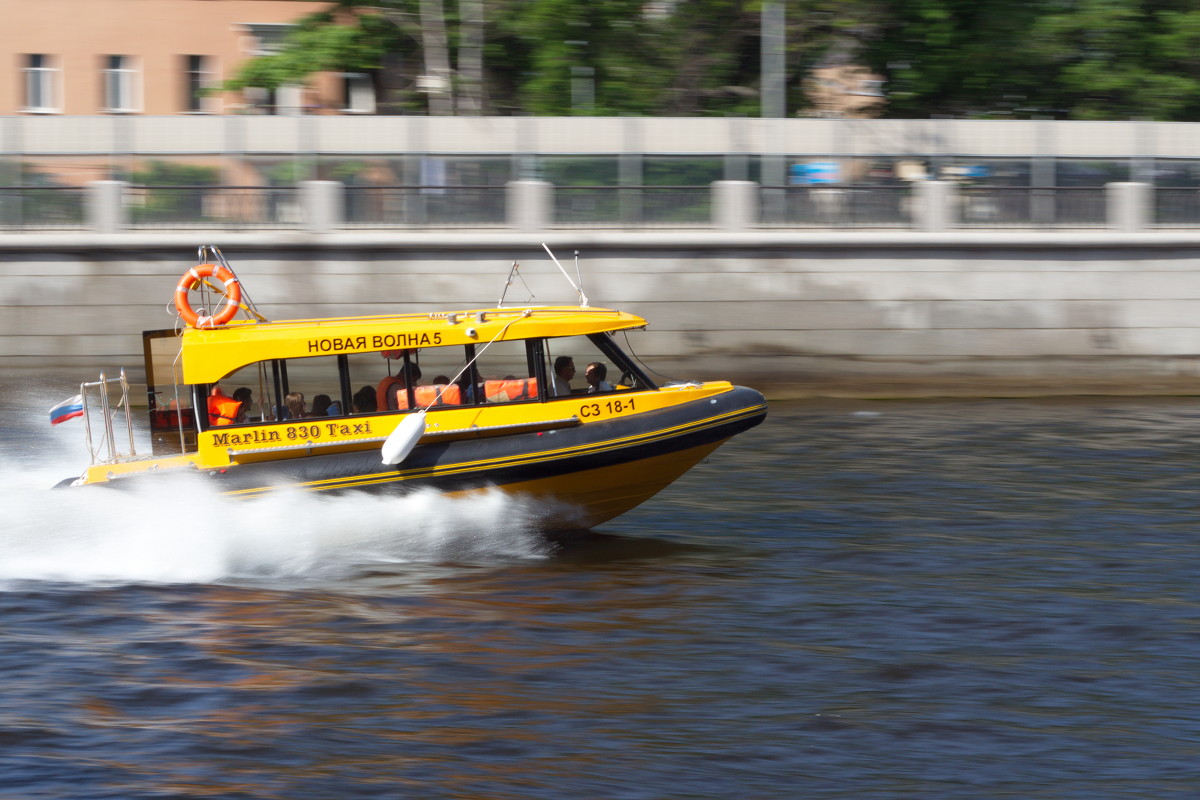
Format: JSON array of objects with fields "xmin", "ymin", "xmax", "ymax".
[{"xmin": 180, "ymin": 305, "xmax": 647, "ymax": 383}]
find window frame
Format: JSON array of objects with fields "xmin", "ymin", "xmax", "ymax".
[
  {"xmin": 340, "ymin": 72, "xmax": 376, "ymax": 114},
  {"xmin": 183, "ymin": 54, "xmax": 217, "ymax": 114},
  {"xmin": 102, "ymin": 54, "xmax": 139, "ymax": 114},
  {"xmin": 22, "ymin": 54, "xmax": 60, "ymax": 114}
]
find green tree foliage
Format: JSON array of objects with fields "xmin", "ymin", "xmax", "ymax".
[
  {"xmin": 223, "ymin": 0, "xmax": 1200, "ymax": 120},
  {"xmin": 1028, "ymin": 1, "xmax": 1200, "ymax": 120},
  {"xmin": 504, "ymin": 0, "xmax": 664, "ymax": 115},
  {"xmin": 225, "ymin": 6, "xmax": 402, "ymax": 92},
  {"xmin": 131, "ymin": 161, "xmax": 220, "ymax": 186},
  {"xmin": 865, "ymin": 0, "xmax": 1200, "ymax": 120},
  {"xmin": 863, "ymin": 0, "xmax": 1049, "ymax": 117}
]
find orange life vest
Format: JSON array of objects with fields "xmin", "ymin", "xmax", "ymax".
[
  {"xmin": 376, "ymin": 376, "xmax": 405, "ymax": 411},
  {"xmin": 207, "ymin": 392, "xmax": 241, "ymax": 426},
  {"xmin": 396, "ymin": 384, "xmax": 462, "ymax": 410},
  {"xmin": 484, "ymin": 378, "xmax": 538, "ymax": 403}
]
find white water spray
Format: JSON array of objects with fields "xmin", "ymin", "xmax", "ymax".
[{"xmin": 1, "ymin": 427, "xmax": 554, "ymax": 587}]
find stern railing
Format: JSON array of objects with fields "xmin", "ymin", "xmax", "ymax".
[{"xmin": 81, "ymin": 369, "xmax": 137, "ymax": 466}]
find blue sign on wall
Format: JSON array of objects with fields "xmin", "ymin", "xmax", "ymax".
[{"xmin": 790, "ymin": 162, "xmax": 841, "ymax": 185}]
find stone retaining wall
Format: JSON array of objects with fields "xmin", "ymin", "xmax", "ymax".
[{"xmin": 4, "ymin": 231, "xmax": 1200, "ymax": 398}]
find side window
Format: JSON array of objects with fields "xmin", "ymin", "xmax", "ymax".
[
  {"xmin": 405, "ymin": 344, "xmax": 474, "ymax": 409},
  {"xmin": 258, "ymin": 355, "xmax": 348, "ymax": 422},
  {"xmin": 474, "ymin": 340, "xmax": 541, "ymax": 404},
  {"xmin": 543, "ymin": 335, "xmax": 619, "ymax": 397},
  {"xmin": 274, "ymin": 355, "xmax": 348, "ymax": 419},
  {"xmin": 346, "ymin": 350, "xmax": 414, "ymax": 413},
  {"xmin": 218, "ymin": 355, "xmax": 346, "ymax": 425},
  {"xmin": 214, "ymin": 361, "xmax": 273, "ymax": 424},
  {"xmin": 344, "ymin": 344, "xmax": 475, "ymax": 413},
  {"xmin": 145, "ymin": 330, "xmax": 195, "ymax": 445}
]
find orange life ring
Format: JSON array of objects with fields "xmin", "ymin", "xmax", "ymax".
[{"xmin": 175, "ymin": 263, "xmax": 241, "ymax": 328}]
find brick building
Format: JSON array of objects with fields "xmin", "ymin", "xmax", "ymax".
[{"xmin": 0, "ymin": 0, "xmax": 360, "ymax": 116}]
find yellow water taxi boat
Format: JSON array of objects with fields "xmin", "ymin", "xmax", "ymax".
[{"xmin": 59, "ymin": 247, "xmax": 767, "ymax": 529}]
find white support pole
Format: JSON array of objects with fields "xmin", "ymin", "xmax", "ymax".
[
  {"xmin": 712, "ymin": 181, "xmax": 759, "ymax": 231},
  {"xmin": 88, "ymin": 180, "xmax": 127, "ymax": 233},
  {"xmin": 301, "ymin": 180, "xmax": 344, "ymax": 234},
  {"xmin": 1107, "ymin": 182, "xmax": 1151, "ymax": 232},
  {"xmin": 507, "ymin": 180, "xmax": 553, "ymax": 232}
]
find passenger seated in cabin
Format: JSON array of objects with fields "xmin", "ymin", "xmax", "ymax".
[
  {"xmin": 232, "ymin": 387, "xmax": 253, "ymax": 422},
  {"xmin": 552, "ymin": 356, "xmax": 575, "ymax": 397},
  {"xmin": 433, "ymin": 375, "xmax": 450, "ymax": 385},
  {"xmin": 376, "ymin": 375, "xmax": 403, "ymax": 412},
  {"xmin": 283, "ymin": 392, "xmax": 307, "ymax": 419},
  {"xmin": 377, "ymin": 365, "xmax": 422, "ymax": 411},
  {"xmin": 207, "ymin": 385, "xmax": 241, "ymax": 427},
  {"xmin": 353, "ymin": 386, "xmax": 377, "ymax": 414},
  {"xmin": 311, "ymin": 394, "xmax": 341, "ymax": 417},
  {"xmin": 585, "ymin": 362, "xmax": 614, "ymax": 393},
  {"xmin": 456, "ymin": 375, "xmax": 478, "ymax": 405}
]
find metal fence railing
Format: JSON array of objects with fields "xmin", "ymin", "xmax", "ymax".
[
  {"xmin": 343, "ymin": 185, "xmax": 507, "ymax": 227},
  {"xmin": 957, "ymin": 187, "xmax": 1107, "ymax": 228},
  {"xmin": 553, "ymin": 186, "xmax": 711, "ymax": 228},
  {"xmin": 759, "ymin": 185, "xmax": 912, "ymax": 227},
  {"xmin": 125, "ymin": 186, "xmax": 303, "ymax": 229},
  {"xmin": 0, "ymin": 186, "xmax": 88, "ymax": 230},
  {"xmin": 1153, "ymin": 188, "xmax": 1200, "ymax": 227},
  {"xmin": 16, "ymin": 180, "xmax": 1200, "ymax": 231}
]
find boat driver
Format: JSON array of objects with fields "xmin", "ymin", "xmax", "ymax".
[{"xmin": 553, "ymin": 356, "xmax": 575, "ymax": 397}]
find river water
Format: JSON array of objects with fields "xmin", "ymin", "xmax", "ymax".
[{"xmin": 3, "ymin": 378, "xmax": 1200, "ymax": 798}]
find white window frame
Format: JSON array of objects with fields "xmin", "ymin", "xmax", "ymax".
[
  {"xmin": 241, "ymin": 23, "xmax": 295, "ymax": 56},
  {"xmin": 184, "ymin": 54, "xmax": 218, "ymax": 113},
  {"xmin": 102, "ymin": 54, "xmax": 139, "ymax": 113},
  {"xmin": 341, "ymin": 72, "xmax": 376, "ymax": 114},
  {"xmin": 237, "ymin": 24, "xmax": 303, "ymax": 114},
  {"xmin": 22, "ymin": 54, "xmax": 60, "ymax": 113}
]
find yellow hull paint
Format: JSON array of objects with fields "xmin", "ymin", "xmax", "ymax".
[{"xmin": 475, "ymin": 439, "xmax": 726, "ymax": 529}]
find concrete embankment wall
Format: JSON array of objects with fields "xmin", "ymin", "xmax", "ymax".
[{"xmin": 4, "ymin": 231, "xmax": 1200, "ymax": 398}]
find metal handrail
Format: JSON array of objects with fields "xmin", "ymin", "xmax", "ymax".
[{"xmin": 80, "ymin": 369, "xmax": 137, "ymax": 466}]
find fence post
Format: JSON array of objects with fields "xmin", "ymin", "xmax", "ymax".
[
  {"xmin": 507, "ymin": 180, "xmax": 553, "ymax": 232},
  {"xmin": 302, "ymin": 180, "xmax": 344, "ymax": 234},
  {"xmin": 1107, "ymin": 182, "xmax": 1150, "ymax": 232},
  {"xmin": 88, "ymin": 181, "xmax": 127, "ymax": 233},
  {"xmin": 712, "ymin": 181, "xmax": 759, "ymax": 230},
  {"xmin": 913, "ymin": 180, "xmax": 957, "ymax": 232}
]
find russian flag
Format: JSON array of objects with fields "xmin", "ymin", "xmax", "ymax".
[{"xmin": 49, "ymin": 394, "xmax": 84, "ymax": 426}]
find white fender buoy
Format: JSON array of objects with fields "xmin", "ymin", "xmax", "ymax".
[{"xmin": 381, "ymin": 410, "xmax": 426, "ymax": 465}]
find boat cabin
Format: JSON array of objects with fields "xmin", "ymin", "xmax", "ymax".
[{"xmin": 144, "ymin": 306, "xmax": 657, "ymax": 460}]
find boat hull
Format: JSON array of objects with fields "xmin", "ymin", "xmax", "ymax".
[{"xmin": 204, "ymin": 385, "xmax": 768, "ymax": 529}]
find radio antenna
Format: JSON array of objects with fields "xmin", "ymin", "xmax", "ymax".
[{"xmin": 542, "ymin": 243, "xmax": 589, "ymax": 307}]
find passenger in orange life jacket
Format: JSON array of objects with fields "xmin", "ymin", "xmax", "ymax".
[
  {"xmin": 232, "ymin": 387, "xmax": 252, "ymax": 422},
  {"xmin": 377, "ymin": 364, "xmax": 422, "ymax": 411},
  {"xmin": 207, "ymin": 385, "xmax": 242, "ymax": 427}
]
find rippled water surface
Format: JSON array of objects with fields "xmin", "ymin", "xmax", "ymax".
[{"xmin": 4, "ymin": 379, "xmax": 1200, "ymax": 798}]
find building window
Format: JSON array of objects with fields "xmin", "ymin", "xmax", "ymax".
[
  {"xmin": 103, "ymin": 55, "xmax": 138, "ymax": 112},
  {"xmin": 23, "ymin": 54, "xmax": 59, "ymax": 112},
  {"xmin": 243, "ymin": 23, "xmax": 294, "ymax": 56},
  {"xmin": 243, "ymin": 84, "xmax": 304, "ymax": 115},
  {"xmin": 184, "ymin": 55, "xmax": 216, "ymax": 113},
  {"xmin": 341, "ymin": 73, "xmax": 375, "ymax": 114}
]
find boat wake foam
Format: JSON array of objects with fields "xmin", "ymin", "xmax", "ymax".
[{"xmin": 0, "ymin": 462, "xmax": 554, "ymax": 588}]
